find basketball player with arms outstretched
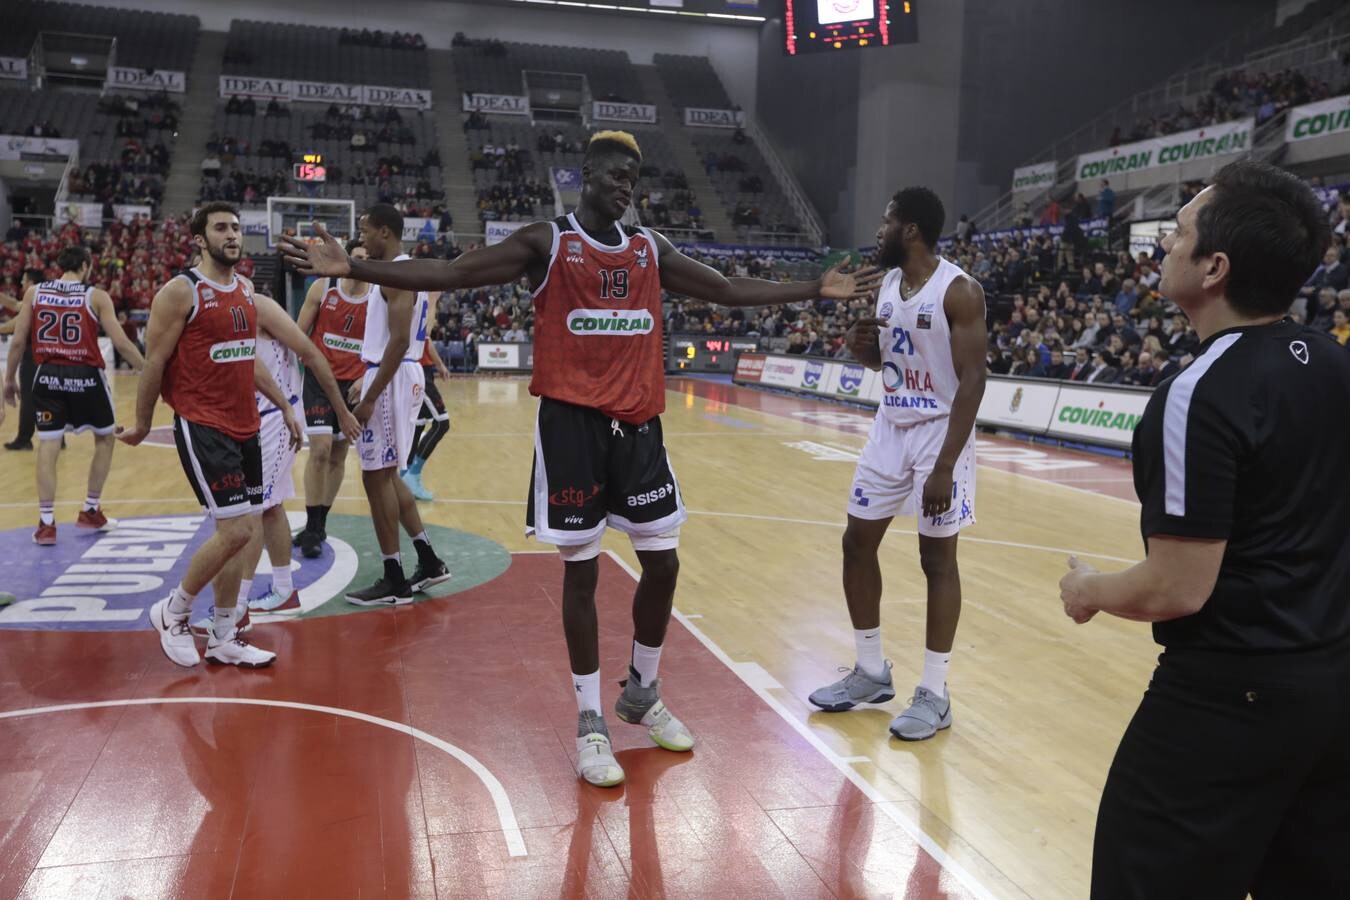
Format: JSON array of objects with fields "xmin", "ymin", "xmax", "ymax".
[
  {"xmin": 119, "ymin": 202, "xmax": 358, "ymax": 668},
  {"xmin": 808, "ymin": 187, "xmax": 988, "ymax": 741},
  {"xmin": 292, "ymin": 241, "xmax": 371, "ymax": 558},
  {"xmin": 281, "ymin": 131, "xmax": 881, "ymax": 786},
  {"xmin": 2, "ymin": 246, "xmax": 145, "ymax": 544}
]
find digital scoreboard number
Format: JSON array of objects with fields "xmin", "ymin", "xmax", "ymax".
[
  {"xmin": 784, "ymin": 0, "xmax": 918, "ymax": 55},
  {"xmin": 667, "ymin": 336, "xmax": 761, "ymax": 374},
  {"xmin": 292, "ymin": 153, "xmax": 327, "ymax": 183}
]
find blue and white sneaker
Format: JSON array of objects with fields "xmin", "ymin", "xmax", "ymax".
[
  {"xmin": 248, "ymin": 588, "xmax": 301, "ymax": 614},
  {"xmin": 189, "ymin": 604, "xmax": 253, "ymax": 637},
  {"xmin": 402, "ymin": 470, "xmax": 433, "ymax": 501},
  {"xmin": 889, "ymin": 685, "xmax": 953, "ymax": 741}
]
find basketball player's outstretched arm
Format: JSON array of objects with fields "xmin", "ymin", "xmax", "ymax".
[
  {"xmin": 649, "ymin": 232, "xmax": 883, "ymax": 307},
  {"xmin": 253, "ymin": 357, "xmax": 303, "ymax": 451},
  {"xmin": 919, "ymin": 277, "xmax": 988, "ymax": 519},
  {"xmin": 92, "ymin": 290, "xmax": 145, "ymax": 372},
  {"xmin": 278, "ymin": 222, "xmax": 552, "ymax": 292},
  {"xmin": 120, "ymin": 280, "xmax": 194, "ymax": 446},
  {"xmin": 253, "ymin": 294, "xmax": 361, "ymax": 442}
]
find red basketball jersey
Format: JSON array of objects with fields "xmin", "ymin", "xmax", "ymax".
[
  {"xmin": 161, "ymin": 269, "xmax": 260, "ymax": 441},
  {"xmin": 30, "ymin": 280, "xmax": 104, "ymax": 367},
  {"xmin": 311, "ymin": 281, "xmax": 369, "ymax": 381},
  {"xmin": 529, "ymin": 214, "xmax": 665, "ymax": 424}
]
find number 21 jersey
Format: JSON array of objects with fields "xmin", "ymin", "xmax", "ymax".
[
  {"xmin": 875, "ymin": 258, "xmax": 965, "ymax": 426},
  {"xmin": 530, "ymin": 213, "xmax": 664, "ymax": 424}
]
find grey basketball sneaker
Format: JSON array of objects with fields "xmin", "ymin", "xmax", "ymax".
[
  {"xmin": 889, "ymin": 685, "xmax": 952, "ymax": 741},
  {"xmin": 614, "ymin": 666, "xmax": 695, "ymax": 752},
  {"xmin": 808, "ymin": 661, "xmax": 896, "ymax": 711}
]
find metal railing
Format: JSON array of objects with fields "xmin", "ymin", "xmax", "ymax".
[{"xmin": 738, "ymin": 116, "xmax": 826, "ymax": 247}]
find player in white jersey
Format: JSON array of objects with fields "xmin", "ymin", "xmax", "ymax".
[
  {"xmin": 190, "ymin": 311, "xmax": 357, "ymax": 633},
  {"xmin": 808, "ymin": 187, "xmax": 988, "ymax": 741},
  {"xmin": 344, "ymin": 204, "xmax": 450, "ymax": 606}
]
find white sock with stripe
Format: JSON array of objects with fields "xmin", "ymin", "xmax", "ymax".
[{"xmin": 572, "ymin": 669, "xmax": 601, "ymax": 715}]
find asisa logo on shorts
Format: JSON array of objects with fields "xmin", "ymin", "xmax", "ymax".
[
  {"xmin": 209, "ymin": 340, "xmax": 257, "ymax": 363},
  {"xmin": 566, "ymin": 309, "xmax": 653, "ymax": 335}
]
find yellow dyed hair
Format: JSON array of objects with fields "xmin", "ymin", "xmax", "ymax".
[{"xmin": 587, "ymin": 130, "xmax": 642, "ymax": 162}]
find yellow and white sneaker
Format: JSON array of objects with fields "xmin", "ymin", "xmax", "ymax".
[{"xmin": 576, "ymin": 711, "xmax": 625, "ymax": 787}]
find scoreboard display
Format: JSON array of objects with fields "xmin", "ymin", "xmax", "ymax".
[
  {"xmin": 784, "ymin": 0, "xmax": 918, "ymax": 55},
  {"xmin": 667, "ymin": 336, "xmax": 761, "ymax": 374},
  {"xmin": 292, "ymin": 153, "xmax": 327, "ymax": 182}
]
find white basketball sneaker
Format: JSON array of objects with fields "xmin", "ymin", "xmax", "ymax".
[
  {"xmin": 150, "ymin": 597, "xmax": 199, "ymax": 668},
  {"xmin": 576, "ymin": 711, "xmax": 624, "ymax": 787},
  {"xmin": 205, "ymin": 631, "xmax": 277, "ymax": 668}
]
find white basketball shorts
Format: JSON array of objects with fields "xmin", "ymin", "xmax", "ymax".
[
  {"xmin": 846, "ymin": 414, "xmax": 976, "ymax": 538},
  {"xmin": 357, "ymin": 361, "xmax": 425, "ymax": 472}
]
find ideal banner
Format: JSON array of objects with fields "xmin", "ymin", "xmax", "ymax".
[
  {"xmin": 0, "ymin": 135, "xmax": 79, "ymax": 160},
  {"xmin": 592, "ymin": 101, "xmax": 657, "ymax": 124},
  {"xmin": 1286, "ymin": 93, "xmax": 1350, "ymax": 143},
  {"xmin": 1012, "ymin": 161, "xmax": 1057, "ymax": 194},
  {"xmin": 1075, "ymin": 119, "xmax": 1252, "ymax": 181},
  {"xmin": 462, "ymin": 93, "xmax": 529, "ymax": 116},
  {"xmin": 733, "ymin": 354, "xmax": 1155, "ymax": 451},
  {"xmin": 684, "ymin": 107, "xmax": 745, "ymax": 128},
  {"xmin": 485, "ymin": 221, "xmax": 526, "ymax": 246},
  {"xmin": 0, "ymin": 57, "xmax": 27, "ymax": 81},
  {"xmin": 218, "ymin": 76, "xmax": 431, "ymax": 110},
  {"xmin": 105, "ymin": 67, "xmax": 186, "ymax": 93}
]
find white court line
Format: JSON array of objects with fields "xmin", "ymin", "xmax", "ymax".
[
  {"xmin": 0, "ymin": 498, "xmax": 1137, "ymax": 564},
  {"xmin": 0, "ymin": 697, "xmax": 528, "ymax": 858},
  {"xmin": 603, "ymin": 550, "xmax": 1003, "ymax": 900}
]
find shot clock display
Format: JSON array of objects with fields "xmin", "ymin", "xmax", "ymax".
[
  {"xmin": 784, "ymin": 0, "xmax": 918, "ymax": 55},
  {"xmin": 667, "ymin": 335, "xmax": 761, "ymax": 374},
  {"xmin": 292, "ymin": 153, "xmax": 327, "ymax": 182}
]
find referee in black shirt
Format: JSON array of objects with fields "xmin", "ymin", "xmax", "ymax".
[{"xmin": 1059, "ymin": 160, "xmax": 1350, "ymax": 900}]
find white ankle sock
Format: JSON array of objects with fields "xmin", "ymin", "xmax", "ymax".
[
  {"xmin": 238, "ymin": 578, "xmax": 253, "ymax": 606},
  {"xmin": 212, "ymin": 604, "xmax": 237, "ymax": 641},
  {"xmin": 572, "ymin": 669, "xmax": 601, "ymax": 714},
  {"xmin": 919, "ymin": 648, "xmax": 951, "ymax": 696},
  {"xmin": 272, "ymin": 565, "xmax": 293, "ymax": 597},
  {"xmin": 631, "ymin": 641, "xmax": 662, "ymax": 687},
  {"xmin": 854, "ymin": 627, "xmax": 885, "ymax": 680},
  {"xmin": 39, "ymin": 503, "xmax": 55, "ymax": 526},
  {"xmin": 167, "ymin": 585, "xmax": 195, "ymax": 617}
]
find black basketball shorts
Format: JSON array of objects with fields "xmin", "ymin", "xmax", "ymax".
[
  {"xmin": 302, "ymin": 369, "xmax": 357, "ymax": 438},
  {"xmin": 33, "ymin": 363, "xmax": 115, "ymax": 438},
  {"xmin": 525, "ymin": 397, "xmax": 687, "ymax": 547},
  {"xmin": 173, "ymin": 416, "xmax": 263, "ymax": 519},
  {"xmin": 415, "ymin": 366, "xmax": 449, "ymax": 425}
]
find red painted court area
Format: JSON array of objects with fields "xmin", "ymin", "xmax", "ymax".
[{"xmin": 0, "ymin": 553, "xmax": 977, "ymax": 899}]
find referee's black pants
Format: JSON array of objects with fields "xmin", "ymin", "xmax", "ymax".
[
  {"xmin": 12, "ymin": 350, "xmax": 36, "ymax": 445},
  {"xmin": 1093, "ymin": 637, "xmax": 1350, "ymax": 899}
]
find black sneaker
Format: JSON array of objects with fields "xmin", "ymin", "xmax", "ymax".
[
  {"xmin": 410, "ymin": 557, "xmax": 452, "ymax": 593},
  {"xmin": 4, "ymin": 440, "xmax": 32, "ymax": 451},
  {"xmin": 291, "ymin": 527, "xmax": 309, "ymax": 547},
  {"xmin": 344, "ymin": 577, "xmax": 413, "ymax": 607},
  {"xmin": 298, "ymin": 528, "xmax": 323, "ymax": 560}
]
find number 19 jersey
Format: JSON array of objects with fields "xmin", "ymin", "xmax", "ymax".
[
  {"xmin": 530, "ymin": 213, "xmax": 665, "ymax": 425},
  {"xmin": 875, "ymin": 258, "xmax": 965, "ymax": 427}
]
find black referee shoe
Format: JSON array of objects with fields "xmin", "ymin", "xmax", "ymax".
[
  {"xmin": 4, "ymin": 440, "xmax": 32, "ymax": 451},
  {"xmin": 344, "ymin": 576, "xmax": 413, "ymax": 607}
]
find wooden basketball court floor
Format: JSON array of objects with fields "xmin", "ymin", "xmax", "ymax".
[{"xmin": 0, "ymin": 374, "xmax": 1157, "ymax": 900}]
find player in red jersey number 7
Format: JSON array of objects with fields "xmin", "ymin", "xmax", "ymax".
[{"xmin": 281, "ymin": 130, "xmax": 883, "ymax": 787}]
